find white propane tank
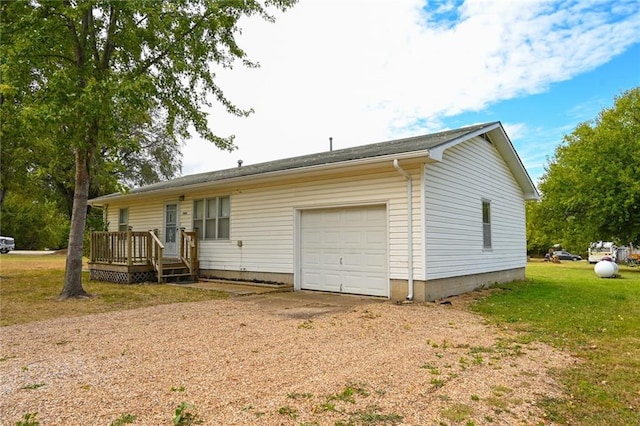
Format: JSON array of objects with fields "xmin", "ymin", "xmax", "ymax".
[{"xmin": 594, "ymin": 260, "xmax": 617, "ymax": 278}]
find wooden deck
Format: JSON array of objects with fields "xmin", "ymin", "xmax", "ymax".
[{"xmin": 88, "ymin": 229, "xmax": 199, "ymax": 284}]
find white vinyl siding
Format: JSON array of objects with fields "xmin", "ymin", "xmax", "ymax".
[
  {"xmin": 424, "ymin": 136, "xmax": 526, "ymax": 280},
  {"xmin": 196, "ymin": 165, "xmax": 423, "ymax": 280},
  {"xmin": 104, "ymin": 197, "xmax": 186, "ymax": 243},
  {"xmin": 105, "ymin": 165, "xmax": 421, "ymax": 280}
]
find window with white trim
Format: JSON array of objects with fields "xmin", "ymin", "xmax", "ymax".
[
  {"xmin": 118, "ymin": 208, "xmax": 129, "ymax": 232},
  {"xmin": 193, "ymin": 196, "xmax": 230, "ymax": 240},
  {"xmin": 482, "ymin": 200, "xmax": 492, "ymax": 249}
]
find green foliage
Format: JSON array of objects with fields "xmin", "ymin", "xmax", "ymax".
[
  {"xmin": 328, "ymin": 384, "xmax": 369, "ymax": 404},
  {"xmin": 110, "ymin": 413, "xmax": 137, "ymax": 426},
  {"xmin": 440, "ymin": 403, "xmax": 474, "ymax": 423},
  {"xmin": 0, "ymin": 0, "xmax": 298, "ymax": 297},
  {"xmin": 534, "ymin": 87, "xmax": 640, "ymax": 253},
  {"xmin": 20, "ymin": 383, "xmax": 45, "ymax": 390},
  {"xmin": 173, "ymin": 402, "xmax": 201, "ymax": 426},
  {"xmin": 0, "ymin": 192, "xmax": 69, "ymax": 249},
  {"xmin": 298, "ymin": 319, "xmax": 314, "ymax": 329},
  {"xmin": 15, "ymin": 412, "xmax": 39, "ymax": 426},
  {"xmin": 277, "ymin": 405, "xmax": 298, "ymax": 418}
]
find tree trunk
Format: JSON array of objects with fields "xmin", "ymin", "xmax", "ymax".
[{"xmin": 59, "ymin": 148, "xmax": 91, "ymax": 299}]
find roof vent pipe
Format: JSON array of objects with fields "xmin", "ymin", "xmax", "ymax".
[
  {"xmin": 393, "ymin": 159, "xmax": 414, "ymax": 301},
  {"xmin": 329, "ymin": 137, "xmax": 333, "ymax": 151},
  {"xmin": 237, "ymin": 160, "xmax": 243, "ymax": 168}
]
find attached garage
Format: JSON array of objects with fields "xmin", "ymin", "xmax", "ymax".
[{"xmin": 299, "ymin": 205, "xmax": 388, "ymax": 297}]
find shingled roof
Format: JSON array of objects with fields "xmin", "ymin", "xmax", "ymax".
[{"xmin": 91, "ymin": 121, "xmax": 537, "ymax": 202}]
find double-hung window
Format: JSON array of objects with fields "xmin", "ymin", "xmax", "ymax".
[
  {"xmin": 118, "ymin": 208, "xmax": 129, "ymax": 232},
  {"xmin": 193, "ymin": 196, "xmax": 230, "ymax": 240},
  {"xmin": 482, "ymin": 200, "xmax": 492, "ymax": 249}
]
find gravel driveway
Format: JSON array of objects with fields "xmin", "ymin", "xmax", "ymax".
[{"xmin": 0, "ymin": 292, "xmax": 573, "ymax": 425}]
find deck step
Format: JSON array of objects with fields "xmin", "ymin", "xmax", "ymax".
[{"xmin": 161, "ymin": 272, "xmax": 193, "ymax": 278}]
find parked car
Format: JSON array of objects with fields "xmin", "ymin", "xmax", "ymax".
[
  {"xmin": 553, "ymin": 250, "xmax": 582, "ymax": 261},
  {"xmin": 0, "ymin": 236, "xmax": 15, "ymax": 253}
]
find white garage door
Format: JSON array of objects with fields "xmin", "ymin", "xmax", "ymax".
[{"xmin": 300, "ymin": 205, "xmax": 388, "ymax": 297}]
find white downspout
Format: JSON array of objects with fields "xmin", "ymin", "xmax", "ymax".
[{"xmin": 393, "ymin": 159, "xmax": 414, "ymax": 300}]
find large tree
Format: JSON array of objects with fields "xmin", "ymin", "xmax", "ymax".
[
  {"xmin": 1, "ymin": 0, "xmax": 297, "ymax": 299},
  {"xmin": 535, "ymin": 87, "xmax": 640, "ymax": 252}
]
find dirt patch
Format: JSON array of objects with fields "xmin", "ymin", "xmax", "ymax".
[{"xmin": 0, "ymin": 296, "xmax": 576, "ymax": 425}]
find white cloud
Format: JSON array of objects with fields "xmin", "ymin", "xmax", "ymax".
[{"xmin": 182, "ymin": 0, "xmax": 640, "ymax": 175}]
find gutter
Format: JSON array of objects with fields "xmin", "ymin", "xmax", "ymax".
[{"xmin": 393, "ymin": 159, "xmax": 414, "ymax": 301}]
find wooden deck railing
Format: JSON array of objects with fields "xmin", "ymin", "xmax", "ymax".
[
  {"xmin": 179, "ymin": 229, "xmax": 199, "ymax": 279},
  {"xmin": 148, "ymin": 230, "xmax": 164, "ymax": 282},
  {"xmin": 89, "ymin": 229, "xmax": 199, "ymax": 283},
  {"xmin": 90, "ymin": 230, "xmax": 150, "ymax": 265}
]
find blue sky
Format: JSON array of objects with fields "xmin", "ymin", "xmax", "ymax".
[
  {"xmin": 182, "ymin": 0, "xmax": 640, "ymax": 186},
  {"xmin": 447, "ymin": 42, "xmax": 640, "ymax": 182}
]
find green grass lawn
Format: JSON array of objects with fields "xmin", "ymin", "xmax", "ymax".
[
  {"xmin": 0, "ymin": 254, "xmax": 228, "ymax": 326},
  {"xmin": 472, "ymin": 260, "xmax": 640, "ymax": 425}
]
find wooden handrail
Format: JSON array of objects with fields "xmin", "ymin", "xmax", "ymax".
[
  {"xmin": 149, "ymin": 230, "xmax": 164, "ymax": 283},
  {"xmin": 179, "ymin": 229, "xmax": 199, "ymax": 280},
  {"xmin": 148, "ymin": 229, "xmax": 164, "ymax": 249}
]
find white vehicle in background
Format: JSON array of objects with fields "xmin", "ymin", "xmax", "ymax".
[
  {"xmin": 588, "ymin": 241, "xmax": 631, "ymax": 264},
  {"xmin": 0, "ymin": 236, "xmax": 15, "ymax": 254},
  {"xmin": 588, "ymin": 241, "xmax": 616, "ymax": 264}
]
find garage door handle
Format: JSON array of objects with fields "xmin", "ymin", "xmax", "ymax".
[{"xmin": 339, "ymin": 257, "xmax": 343, "ymax": 265}]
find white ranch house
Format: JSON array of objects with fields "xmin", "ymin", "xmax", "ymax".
[{"xmin": 88, "ymin": 122, "xmax": 539, "ymax": 302}]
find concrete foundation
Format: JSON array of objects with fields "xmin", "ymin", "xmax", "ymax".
[
  {"xmin": 200, "ymin": 267, "xmax": 525, "ymax": 302},
  {"xmin": 390, "ymin": 268, "xmax": 525, "ymax": 302},
  {"xmin": 199, "ymin": 269, "xmax": 294, "ymax": 286}
]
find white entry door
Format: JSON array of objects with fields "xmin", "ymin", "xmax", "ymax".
[
  {"xmin": 300, "ymin": 205, "xmax": 388, "ymax": 297},
  {"xmin": 164, "ymin": 203, "xmax": 179, "ymax": 257}
]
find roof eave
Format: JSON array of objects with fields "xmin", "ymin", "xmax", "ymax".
[{"xmin": 88, "ymin": 149, "xmax": 434, "ymax": 205}]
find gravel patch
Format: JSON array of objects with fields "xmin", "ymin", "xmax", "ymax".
[{"xmin": 0, "ymin": 295, "xmax": 575, "ymax": 425}]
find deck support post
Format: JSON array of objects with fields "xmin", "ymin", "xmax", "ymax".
[{"xmin": 127, "ymin": 226, "xmax": 133, "ymax": 267}]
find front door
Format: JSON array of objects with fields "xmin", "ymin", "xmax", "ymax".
[{"xmin": 164, "ymin": 203, "xmax": 178, "ymax": 257}]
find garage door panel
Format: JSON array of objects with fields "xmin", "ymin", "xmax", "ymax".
[
  {"xmin": 323, "ymin": 210, "xmax": 342, "ymax": 226},
  {"xmin": 302, "ymin": 271, "xmax": 340, "ymax": 292},
  {"xmin": 366, "ymin": 253, "xmax": 387, "ymax": 268},
  {"xmin": 303, "ymin": 230, "xmax": 322, "ymax": 244},
  {"xmin": 341, "ymin": 253, "xmax": 363, "ymax": 268},
  {"xmin": 300, "ymin": 205, "xmax": 388, "ymax": 297},
  {"xmin": 343, "ymin": 208, "xmax": 364, "ymax": 223},
  {"xmin": 302, "ymin": 250, "xmax": 321, "ymax": 265},
  {"xmin": 341, "ymin": 274, "xmax": 387, "ymax": 297},
  {"xmin": 320, "ymin": 252, "xmax": 340, "ymax": 265},
  {"xmin": 343, "ymin": 230, "xmax": 365, "ymax": 244},
  {"xmin": 367, "ymin": 230, "xmax": 386, "ymax": 244}
]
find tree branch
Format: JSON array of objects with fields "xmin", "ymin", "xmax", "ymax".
[
  {"xmin": 38, "ymin": 53, "xmax": 77, "ymax": 65},
  {"xmin": 100, "ymin": 4, "xmax": 119, "ymax": 70},
  {"xmin": 132, "ymin": 8, "xmax": 219, "ymax": 76}
]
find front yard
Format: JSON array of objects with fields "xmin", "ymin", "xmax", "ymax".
[{"xmin": 0, "ymin": 255, "xmax": 638, "ymax": 425}]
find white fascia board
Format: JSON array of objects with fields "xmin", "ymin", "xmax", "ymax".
[{"xmin": 429, "ymin": 122, "xmax": 503, "ymax": 161}]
